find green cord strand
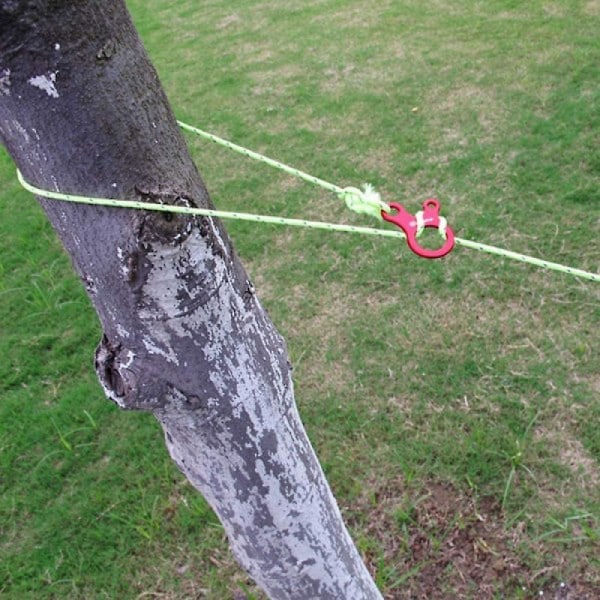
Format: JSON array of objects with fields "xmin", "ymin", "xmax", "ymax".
[
  {"xmin": 177, "ymin": 120, "xmax": 390, "ymax": 219},
  {"xmin": 453, "ymin": 238, "xmax": 600, "ymax": 282},
  {"xmin": 16, "ymin": 169, "xmax": 406, "ymax": 240},
  {"xmin": 177, "ymin": 120, "xmax": 343, "ymax": 195}
]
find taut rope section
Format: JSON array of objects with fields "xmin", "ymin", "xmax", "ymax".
[{"xmin": 14, "ymin": 119, "xmax": 600, "ymax": 283}]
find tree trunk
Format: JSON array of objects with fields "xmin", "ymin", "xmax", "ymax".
[{"xmin": 0, "ymin": 2, "xmax": 382, "ymax": 598}]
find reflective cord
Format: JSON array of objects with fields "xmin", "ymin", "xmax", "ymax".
[{"xmin": 13, "ymin": 118, "xmax": 600, "ymax": 284}]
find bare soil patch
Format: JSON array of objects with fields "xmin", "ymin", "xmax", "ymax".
[{"xmin": 349, "ymin": 477, "xmax": 599, "ymax": 599}]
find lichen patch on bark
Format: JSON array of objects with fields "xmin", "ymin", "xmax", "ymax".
[{"xmin": 28, "ymin": 72, "xmax": 59, "ymax": 98}]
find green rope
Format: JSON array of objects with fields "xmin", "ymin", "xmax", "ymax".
[
  {"xmin": 16, "ymin": 169, "xmax": 600, "ymax": 283},
  {"xmin": 176, "ymin": 122, "xmax": 599, "ymax": 283},
  {"xmin": 453, "ymin": 237, "xmax": 600, "ymax": 282},
  {"xmin": 16, "ymin": 169, "xmax": 405, "ymax": 239},
  {"xmin": 14, "ymin": 119, "xmax": 600, "ymax": 284},
  {"xmin": 177, "ymin": 120, "xmax": 390, "ymax": 219}
]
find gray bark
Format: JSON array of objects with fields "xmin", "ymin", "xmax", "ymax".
[{"xmin": 0, "ymin": 2, "xmax": 382, "ymax": 598}]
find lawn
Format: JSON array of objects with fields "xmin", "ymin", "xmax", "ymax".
[{"xmin": 1, "ymin": 1, "xmax": 599, "ymax": 598}]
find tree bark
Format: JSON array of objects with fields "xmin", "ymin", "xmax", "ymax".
[{"xmin": 0, "ymin": 2, "xmax": 382, "ymax": 598}]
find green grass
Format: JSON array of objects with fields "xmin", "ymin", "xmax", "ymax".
[{"xmin": 2, "ymin": 1, "xmax": 599, "ymax": 598}]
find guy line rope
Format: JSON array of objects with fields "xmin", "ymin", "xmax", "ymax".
[{"xmin": 15, "ymin": 119, "xmax": 600, "ymax": 283}]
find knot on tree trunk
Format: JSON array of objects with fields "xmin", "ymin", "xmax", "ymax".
[
  {"xmin": 94, "ymin": 335, "xmax": 211, "ymax": 413},
  {"xmin": 95, "ymin": 334, "xmax": 168, "ymax": 411}
]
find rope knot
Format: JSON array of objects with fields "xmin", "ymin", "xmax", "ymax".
[{"xmin": 339, "ymin": 184, "xmax": 390, "ymax": 219}]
